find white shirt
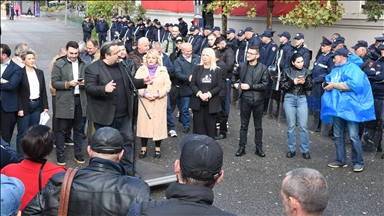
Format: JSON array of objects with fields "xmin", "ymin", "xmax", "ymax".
[
  {"xmin": 1, "ymin": 59, "xmax": 11, "ymax": 77},
  {"xmin": 183, "ymin": 54, "xmax": 192, "ymax": 63},
  {"xmin": 26, "ymin": 69, "xmax": 40, "ymax": 99},
  {"xmin": 16, "ymin": 56, "xmax": 25, "ymax": 68},
  {"xmin": 68, "ymin": 58, "xmax": 80, "ymax": 94}
]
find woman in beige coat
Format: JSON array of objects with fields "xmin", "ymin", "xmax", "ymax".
[{"xmin": 135, "ymin": 49, "xmax": 171, "ymax": 159}]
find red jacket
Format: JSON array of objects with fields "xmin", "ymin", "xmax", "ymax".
[{"xmin": 1, "ymin": 159, "xmax": 66, "ymax": 210}]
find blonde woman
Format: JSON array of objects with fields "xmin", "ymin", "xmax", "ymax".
[
  {"xmin": 190, "ymin": 48, "xmax": 222, "ymax": 138},
  {"xmin": 135, "ymin": 49, "xmax": 171, "ymax": 159}
]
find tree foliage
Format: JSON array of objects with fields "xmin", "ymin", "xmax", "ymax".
[
  {"xmin": 86, "ymin": 1, "xmax": 146, "ymax": 21},
  {"xmin": 279, "ymin": 0, "xmax": 344, "ymax": 29},
  {"xmin": 364, "ymin": 0, "xmax": 384, "ymax": 22}
]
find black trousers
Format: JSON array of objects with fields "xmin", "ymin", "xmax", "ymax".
[
  {"xmin": 169, "ymin": 85, "xmax": 179, "ymax": 112},
  {"xmin": 239, "ymin": 98, "xmax": 264, "ymax": 148},
  {"xmin": 52, "ymin": 96, "xmax": 73, "ymax": 139},
  {"xmin": 0, "ymin": 100, "xmax": 17, "ymax": 144},
  {"xmin": 217, "ymin": 96, "xmax": 227, "ymax": 135},
  {"xmin": 192, "ymin": 106, "xmax": 217, "ymax": 139}
]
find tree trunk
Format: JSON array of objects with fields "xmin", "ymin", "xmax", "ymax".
[
  {"xmin": 267, "ymin": 0, "xmax": 274, "ymax": 29},
  {"xmin": 222, "ymin": 14, "xmax": 227, "ymax": 35}
]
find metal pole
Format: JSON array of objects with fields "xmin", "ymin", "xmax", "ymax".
[{"xmin": 64, "ymin": 0, "xmax": 67, "ymax": 27}]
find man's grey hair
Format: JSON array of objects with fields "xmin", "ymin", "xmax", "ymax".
[
  {"xmin": 180, "ymin": 43, "xmax": 191, "ymax": 51},
  {"xmin": 284, "ymin": 168, "xmax": 329, "ymax": 215},
  {"xmin": 14, "ymin": 43, "xmax": 27, "ymax": 56},
  {"xmin": 138, "ymin": 37, "xmax": 149, "ymax": 46},
  {"xmin": 78, "ymin": 41, "xmax": 86, "ymax": 53}
]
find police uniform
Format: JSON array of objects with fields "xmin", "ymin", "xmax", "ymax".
[
  {"xmin": 109, "ymin": 15, "xmax": 118, "ymax": 40},
  {"xmin": 82, "ymin": 16, "xmax": 94, "ymax": 43},
  {"xmin": 123, "ymin": 21, "xmax": 135, "ymax": 53},
  {"xmin": 199, "ymin": 25, "xmax": 211, "ymax": 55},
  {"xmin": 226, "ymin": 28, "xmax": 238, "ymax": 52},
  {"xmin": 293, "ymin": 33, "xmax": 311, "ymax": 69},
  {"xmin": 96, "ymin": 16, "xmax": 109, "ymax": 46},
  {"xmin": 152, "ymin": 21, "xmax": 165, "ymax": 43},
  {"xmin": 119, "ymin": 17, "xmax": 129, "ymax": 40},
  {"xmin": 188, "ymin": 26, "xmax": 203, "ymax": 55},
  {"xmin": 235, "ymin": 30, "xmax": 247, "ymax": 65},
  {"xmin": 133, "ymin": 18, "xmax": 145, "ymax": 42},
  {"xmin": 178, "ymin": 17, "xmax": 188, "ymax": 38},
  {"xmin": 368, "ymin": 35, "xmax": 384, "ymax": 59},
  {"xmin": 162, "ymin": 23, "xmax": 171, "ymax": 43}
]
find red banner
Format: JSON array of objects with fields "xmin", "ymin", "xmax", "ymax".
[{"xmin": 141, "ymin": 0, "xmax": 298, "ymax": 16}]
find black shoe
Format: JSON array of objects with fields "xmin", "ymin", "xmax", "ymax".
[
  {"xmin": 215, "ymin": 133, "xmax": 227, "ymax": 140},
  {"xmin": 57, "ymin": 155, "xmax": 66, "ymax": 166},
  {"xmin": 75, "ymin": 154, "xmax": 85, "ymax": 164},
  {"xmin": 235, "ymin": 146, "xmax": 246, "ymax": 156},
  {"xmin": 286, "ymin": 151, "xmax": 296, "ymax": 158},
  {"xmin": 255, "ymin": 147, "xmax": 265, "ymax": 157},
  {"xmin": 155, "ymin": 151, "xmax": 161, "ymax": 159},
  {"xmin": 182, "ymin": 127, "xmax": 190, "ymax": 133},
  {"xmin": 139, "ymin": 150, "xmax": 147, "ymax": 159},
  {"xmin": 302, "ymin": 152, "xmax": 311, "ymax": 159},
  {"xmin": 377, "ymin": 147, "xmax": 383, "ymax": 152}
]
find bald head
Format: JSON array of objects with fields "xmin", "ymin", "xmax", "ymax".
[
  {"xmin": 58, "ymin": 46, "xmax": 67, "ymax": 56},
  {"xmin": 153, "ymin": 42, "xmax": 162, "ymax": 55},
  {"xmin": 138, "ymin": 37, "xmax": 150, "ymax": 54},
  {"xmin": 181, "ymin": 43, "xmax": 192, "ymax": 59}
]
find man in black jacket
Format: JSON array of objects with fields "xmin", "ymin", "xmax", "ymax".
[
  {"xmin": 128, "ymin": 134, "xmax": 234, "ymax": 216},
  {"xmin": 233, "ymin": 46, "xmax": 269, "ymax": 157},
  {"xmin": 82, "ymin": 15, "xmax": 94, "ymax": 43},
  {"xmin": 23, "ymin": 127, "xmax": 151, "ymax": 215}
]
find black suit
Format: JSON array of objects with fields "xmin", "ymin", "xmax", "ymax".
[
  {"xmin": 190, "ymin": 65, "xmax": 222, "ymax": 138},
  {"xmin": 85, "ymin": 59, "xmax": 146, "ymax": 174}
]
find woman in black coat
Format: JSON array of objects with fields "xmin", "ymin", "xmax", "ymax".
[
  {"xmin": 16, "ymin": 49, "xmax": 49, "ymax": 159},
  {"xmin": 190, "ymin": 48, "xmax": 222, "ymax": 138}
]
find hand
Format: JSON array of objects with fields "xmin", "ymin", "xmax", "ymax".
[
  {"xmin": 234, "ymin": 83, "xmax": 239, "ymax": 89},
  {"xmin": 43, "ymin": 109, "xmax": 49, "ymax": 113},
  {"xmin": 189, "ymin": 75, "xmax": 192, "ymax": 82},
  {"xmin": 376, "ymin": 71, "xmax": 381, "ymax": 75},
  {"xmin": 69, "ymin": 80, "xmax": 79, "ymax": 87},
  {"xmin": 78, "ymin": 80, "xmax": 85, "ymax": 86},
  {"xmin": 323, "ymin": 82, "xmax": 334, "ymax": 91},
  {"xmin": 199, "ymin": 93, "xmax": 208, "ymax": 101},
  {"xmin": 18, "ymin": 110, "xmax": 24, "ymax": 117},
  {"xmin": 145, "ymin": 93, "xmax": 155, "ymax": 101},
  {"xmin": 143, "ymin": 76, "xmax": 154, "ymax": 85},
  {"xmin": 241, "ymin": 83, "xmax": 250, "ymax": 90},
  {"xmin": 105, "ymin": 80, "xmax": 116, "ymax": 93},
  {"xmin": 1, "ymin": 78, "xmax": 9, "ymax": 83}
]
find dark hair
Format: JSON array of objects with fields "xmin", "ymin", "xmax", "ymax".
[
  {"xmin": 181, "ymin": 171, "xmax": 216, "ymax": 188},
  {"xmin": 66, "ymin": 41, "xmax": 79, "ymax": 50},
  {"xmin": 100, "ymin": 41, "xmax": 119, "ymax": 60},
  {"xmin": 116, "ymin": 40, "xmax": 124, "ymax": 46},
  {"xmin": 248, "ymin": 45, "xmax": 260, "ymax": 54},
  {"xmin": 0, "ymin": 44, "xmax": 12, "ymax": 57},
  {"xmin": 21, "ymin": 125, "xmax": 55, "ymax": 160},
  {"xmin": 290, "ymin": 53, "xmax": 303, "ymax": 65},
  {"xmin": 214, "ymin": 49, "xmax": 221, "ymax": 59},
  {"xmin": 87, "ymin": 38, "xmax": 99, "ymax": 48},
  {"xmin": 214, "ymin": 36, "xmax": 225, "ymax": 45}
]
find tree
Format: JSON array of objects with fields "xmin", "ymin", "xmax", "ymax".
[
  {"xmin": 363, "ymin": 0, "xmax": 384, "ymax": 22},
  {"xmin": 86, "ymin": 1, "xmax": 146, "ymax": 22}
]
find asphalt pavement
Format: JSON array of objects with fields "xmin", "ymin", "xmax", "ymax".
[{"xmin": 1, "ymin": 11, "xmax": 383, "ymax": 216}]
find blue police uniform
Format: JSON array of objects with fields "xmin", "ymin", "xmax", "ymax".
[
  {"xmin": 134, "ymin": 24, "xmax": 145, "ymax": 42},
  {"xmin": 82, "ymin": 19, "xmax": 94, "ymax": 43},
  {"xmin": 96, "ymin": 19, "xmax": 109, "ymax": 46},
  {"xmin": 294, "ymin": 45, "xmax": 310, "ymax": 69},
  {"xmin": 119, "ymin": 21, "xmax": 129, "ymax": 40},
  {"xmin": 123, "ymin": 24, "xmax": 135, "ymax": 53},
  {"xmin": 178, "ymin": 19, "xmax": 188, "ymax": 37},
  {"xmin": 236, "ymin": 40, "xmax": 247, "ymax": 65},
  {"xmin": 260, "ymin": 41, "xmax": 278, "ymax": 67},
  {"xmin": 110, "ymin": 19, "xmax": 119, "ymax": 40},
  {"xmin": 188, "ymin": 34, "xmax": 203, "ymax": 55},
  {"xmin": 247, "ymin": 35, "xmax": 262, "ymax": 48},
  {"xmin": 199, "ymin": 36, "xmax": 208, "ymax": 56},
  {"xmin": 145, "ymin": 25, "xmax": 156, "ymax": 42},
  {"xmin": 228, "ymin": 37, "xmax": 238, "ymax": 52},
  {"xmin": 152, "ymin": 27, "xmax": 165, "ymax": 43}
]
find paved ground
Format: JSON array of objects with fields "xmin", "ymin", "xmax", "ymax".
[{"xmin": 1, "ymin": 11, "xmax": 383, "ymax": 216}]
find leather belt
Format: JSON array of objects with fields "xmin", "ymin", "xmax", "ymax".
[{"xmin": 30, "ymin": 98, "xmax": 39, "ymax": 102}]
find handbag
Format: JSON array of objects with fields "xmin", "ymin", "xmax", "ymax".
[
  {"xmin": 58, "ymin": 168, "xmax": 78, "ymax": 216},
  {"xmin": 267, "ymin": 51, "xmax": 279, "ymax": 77}
]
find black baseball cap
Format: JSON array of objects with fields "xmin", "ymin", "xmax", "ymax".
[{"xmin": 90, "ymin": 127, "xmax": 124, "ymax": 154}]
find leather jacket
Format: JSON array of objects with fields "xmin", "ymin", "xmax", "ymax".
[
  {"xmin": 22, "ymin": 158, "xmax": 150, "ymax": 216},
  {"xmin": 280, "ymin": 66, "xmax": 312, "ymax": 95}
]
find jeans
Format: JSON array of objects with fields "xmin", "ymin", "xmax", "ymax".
[
  {"xmin": 333, "ymin": 116, "xmax": 364, "ymax": 166},
  {"xmin": 166, "ymin": 94, "xmax": 175, "ymax": 131},
  {"xmin": 239, "ymin": 98, "xmax": 264, "ymax": 148},
  {"xmin": 16, "ymin": 100, "xmax": 41, "ymax": 159},
  {"xmin": 283, "ymin": 94, "xmax": 310, "ymax": 153},
  {"xmin": 94, "ymin": 115, "xmax": 134, "ymax": 174},
  {"xmin": 177, "ymin": 96, "xmax": 191, "ymax": 128}
]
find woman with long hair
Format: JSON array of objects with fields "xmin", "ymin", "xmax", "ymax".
[
  {"xmin": 135, "ymin": 49, "xmax": 171, "ymax": 159},
  {"xmin": 190, "ymin": 48, "xmax": 222, "ymax": 138},
  {"xmin": 280, "ymin": 53, "xmax": 312, "ymax": 159}
]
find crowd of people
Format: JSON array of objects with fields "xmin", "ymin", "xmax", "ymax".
[{"xmin": 1, "ymin": 13, "xmax": 383, "ymax": 215}]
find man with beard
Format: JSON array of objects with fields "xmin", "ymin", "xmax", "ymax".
[{"xmin": 162, "ymin": 26, "xmax": 181, "ymax": 56}]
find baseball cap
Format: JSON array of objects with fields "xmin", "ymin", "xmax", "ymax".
[
  {"xmin": 245, "ymin": 27, "xmax": 254, "ymax": 32},
  {"xmin": 320, "ymin": 36, "xmax": 332, "ymax": 46},
  {"xmin": 351, "ymin": 40, "xmax": 368, "ymax": 50},
  {"xmin": 153, "ymin": 18, "xmax": 159, "ymax": 22},
  {"xmin": 212, "ymin": 26, "xmax": 220, "ymax": 32},
  {"xmin": 293, "ymin": 32, "xmax": 304, "ymax": 40},
  {"xmin": 84, "ymin": 15, "xmax": 89, "ymax": 18},
  {"xmin": 226, "ymin": 28, "xmax": 235, "ymax": 34},
  {"xmin": 331, "ymin": 37, "xmax": 345, "ymax": 48},
  {"xmin": 374, "ymin": 35, "xmax": 384, "ymax": 41},
  {"xmin": 137, "ymin": 17, "xmax": 143, "ymax": 21},
  {"xmin": 118, "ymin": 16, "xmax": 123, "ymax": 19},
  {"xmin": 189, "ymin": 26, "xmax": 199, "ymax": 31},
  {"xmin": 176, "ymin": 37, "xmax": 183, "ymax": 43},
  {"xmin": 333, "ymin": 48, "xmax": 349, "ymax": 58},
  {"xmin": 237, "ymin": 30, "xmax": 245, "ymax": 36},
  {"xmin": 178, "ymin": 17, "xmax": 183, "ymax": 21},
  {"xmin": 164, "ymin": 23, "xmax": 170, "ymax": 28},
  {"xmin": 260, "ymin": 29, "xmax": 275, "ymax": 38},
  {"xmin": 203, "ymin": 25, "xmax": 212, "ymax": 31},
  {"xmin": 179, "ymin": 134, "xmax": 223, "ymax": 181},
  {"xmin": 1, "ymin": 174, "xmax": 25, "ymax": 216},
  {"xmin": 89, "ymin": 127, "xmax": 124, "ymax": 154},
  {"xmin": 154, "ymin": 20, "xmax": 161, "ymax": 25},
  {"xmin": 146, "ymin": 19, "xmax": 151, "ymax": 24},
  {"xmin": 278, "ymin": 31, "xmax": 291, "ymax": 40},
  {"xmin": 100, "ymin": 15, "xmax": 104, "ymax": 18}
]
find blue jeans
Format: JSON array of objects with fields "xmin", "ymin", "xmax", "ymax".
[
  {"xmin": 333, "ymin": 116, "xmax": 364, "ymax": 166},
  {"xmin": 16, "ymin": 99, "xmax": 41, "ymax": 159},
  {"xmin": 177, "ymin": 96, "xmax": 191, "ymax": 129},
  {"xmin": 94, "ymin": 115, "xmax": 134, "ymax": 174},
  {"xmin": 166, "ymin": 94, "xmax": 175, "ymax": 131},
  {"xmin": 283, "ymin": 94, "xmax": 309, "ymax": 153}
]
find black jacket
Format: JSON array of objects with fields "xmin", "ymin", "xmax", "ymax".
[
  {"xmin": 127, "ymin": 182, "xmax": 235, "ymax": 216},
  {"xmin": 217, "ymin": 59, "xmax": 229, "ymax": 96},
  {"xmin": 232, "ymin": 61, "xmax": 269, "ymax": 105},
  {"xmin": 174, "ymin": 54, "xmax": 199, "ymax": 97},
  {"xmin": 280, "ymin": 66, "xmax": 312, "ymax": 95},
  {"xmin": 23, "ymin": 158, "xmax": 150, "ymax": 216},
  {"xmin": 220, "ymin": 43, "xmax": 235, "ymax": 78}
]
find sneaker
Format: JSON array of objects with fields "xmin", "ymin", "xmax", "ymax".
[
  {"xmin": 328, "ymin": 162, "xmax": 348, "ymax": 168},
  {"xmin": 168, "ymin": 130, "xmax": 177, "ymax": 137},
  {"xmin": 53, "ymin": 144, "xmax": 66, "ymax": 149},
  {"xmin": 57, "ymin": 155, "xmax": 66, "ymax": 166},
  {"xmin": 176, "ymin": 111, "xmax": 180, "ymax": 118},
  {"xmin": 65, "ymin": 138, "xmax": 74, "ymax": 146},
  {"xmin": 74, "ymin": 154, "xmax": 85, "ymax": 164},
  {"xmin": 353, "ymin": 164, "xmax": 364, "ymax": 172}
]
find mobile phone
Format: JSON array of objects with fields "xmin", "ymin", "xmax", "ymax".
[
  {"xmin": 323, "ymin": 82, "xmax": 329, "ymax": 87},
  {"xmin": 298, "ymin": 75, "xmax": 304, "ymax": 78},
  {"xmin": 78, "ymin": 78, "xmax": 84, "ymax": 82}
]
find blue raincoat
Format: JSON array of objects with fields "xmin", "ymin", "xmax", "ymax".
[{"xmin": 320, "ymin": 60, "xmax": 375, "ymax": 123}]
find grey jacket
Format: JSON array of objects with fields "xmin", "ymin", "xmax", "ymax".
[{"xmin": 52, "ymin": 56, "xmax": 87, "ymax": 119}]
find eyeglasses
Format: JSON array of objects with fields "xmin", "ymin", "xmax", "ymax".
[{"xmin": 246, "ymin": 52, "xmax": 258, "ymax": 55}]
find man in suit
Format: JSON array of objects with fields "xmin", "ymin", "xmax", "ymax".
[
  {"xmin": 0, "ymin": 44, "xmax": 22, "ymax": 145},
  {"xmin": 85, "ymin": 40, "xmax": 153, "ymax": 176}
]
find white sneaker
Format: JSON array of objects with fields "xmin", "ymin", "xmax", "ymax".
[{"xmin": 169, "ymin": 130, "xmax": 177, "ymax": 137}]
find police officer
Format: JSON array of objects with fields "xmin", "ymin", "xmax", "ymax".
[
  {"xmin": 368, "ymin": 34, "xmax": 384, "ymax": 60},
  {"xmin": 152, "ymin": 20, "xmax": 165, "ymax": 43},
  {"xmin": 119, "ymin": 16, "xmax": 129, "ymax": 41},
  {"xmin": 293, "ymin": 33, "xmax": 311, "ymax": 69},
  {"xmin": 116, "ymin": 16, "xmax": 123, "ymax": 37},
  {"xmin": 244, "ymin": 27, "xmax": 262, "ymax": 49},
  {"xmin": 123, "ymin": 20, "xmax": 135, "ymax": 53},
  {"xmin": 96, "ymin": 15, "xmax": 109, "ymax": 46},
  {"xmin": 199, "ymin": 25, "xmax": 211, "ymax": 55},
  {"xmin": 162, "ymin": 23, "xmax": 171, "ymax": 42},
  {"xmin": 226, "ymin": 28, "xmax": 238, "ymax": 52},
  {"xmin": 145, "ymin": 19, "xmax": 155, "ymax": 42},
  {"xmin": 352, "ymin": 40, "xmax": 377, "ymax": 71},
  {"xmin": 235, "ymin": 30, "xmax": 247, "ymax": 65},
  {"xmin": 82, "ymin": 15, "xmax": 94, "ymax": 43},
  {"xmin": 178, "ymin": 17, "xmax": 188, "ymax": 38},
  {"xmin": 188, "ymin": 26, "xmax": 203, "ymax": 55},
  {"xmin": 134, "ymin": 17, "xmax": 145, "ymax": 42},
  {"xmin": 109, "ymin": 15, "xmax": 118, "ymax": 40}
]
